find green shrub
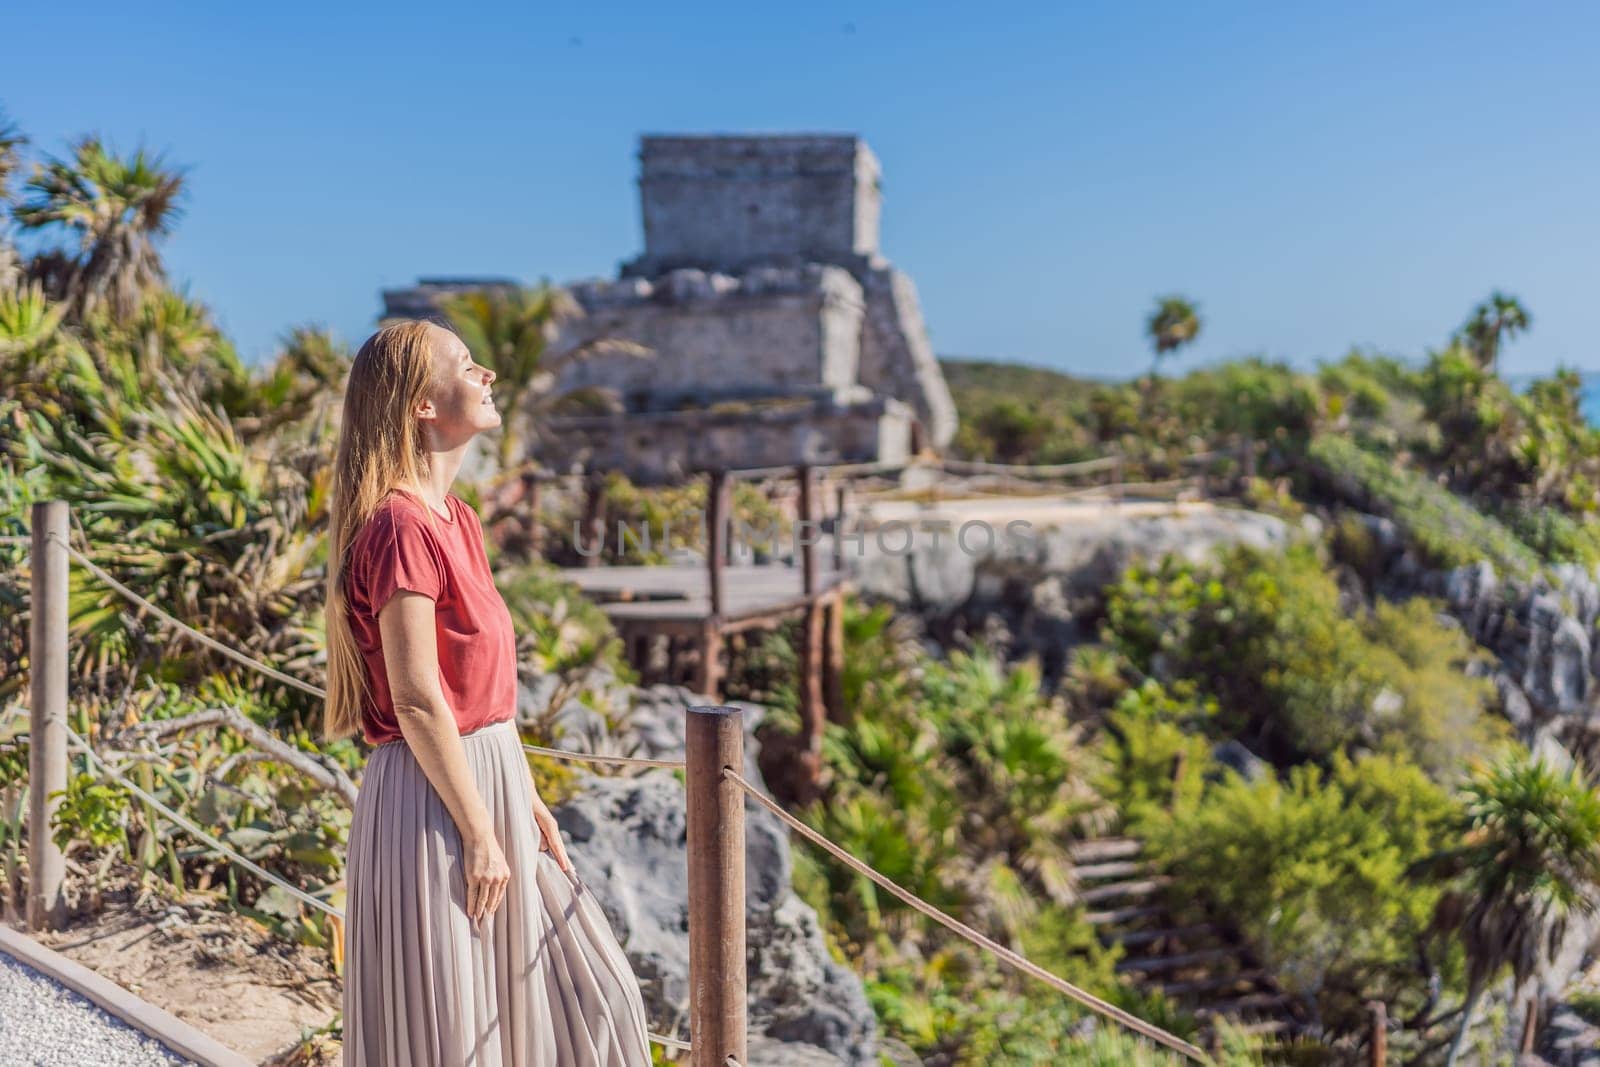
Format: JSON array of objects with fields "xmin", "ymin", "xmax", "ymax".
[
  {"xmin": 1098, "ymin": 679, "xmax": 1217, "ymax": 823},
  {"xmin": 1149, "ymin": 752, "xmax": 1459, "ymax": 1041},
  {"xmin": 1308, "ymin": 433, "xmax": 1538, "ymax": 578},
  {"xmin": 1102, "ymin": 543, "xmax": 1494, "ymax": 773}
]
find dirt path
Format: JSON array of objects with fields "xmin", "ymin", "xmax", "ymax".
[{"xmin": 34, "ymin": 891, "xmax": 339, "ymax": 1066}]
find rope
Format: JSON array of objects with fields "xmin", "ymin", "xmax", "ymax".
[
  {"xmin": 24, "ymin": 521, "xmax": 1204, "ymax": 1057},
  {"xmin": 62, "ymin": 723, "xmax": 343, "ymax": 918},
  {"xmin": 49, "ymin": 532, "xmax": 326, "ymax": 700},
  {"xmin": 938, "ymin": 455, "xmax": 1119, "ymax": 478},
  {"xmin": 723, "ymin": 767, "xmax": 1214, "ymax": 1065},
  {"xmin": 59, "ymin": 722, "xmax": 695, "ymax": 1054},
  {"xmin": 520, "ymin": 742, "xmax": 685, "ymax": 770},
  {"xmin": 34, "ymin": 531, "xmax": 679, "ymax": 771}
]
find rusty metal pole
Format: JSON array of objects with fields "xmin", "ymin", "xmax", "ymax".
[
  {"xmin": 1520, "ymin": 993, "xmax": 1539, "ymax": 1056},
  {"xmin": 526, "ymin": 471, "xmax": 543, "ymax": 557},
  {"xmin": 706, "ymin": 469, "xmax": 728, "ymax": 616},
  {"xmin": 795, "ymin": 467, "xmax": 824, "ymax": 797},
  {"xmin": 822, "ymin": 592, "xmax": 846, "ymax": 727},
  {"xmin": 685, "ymin": 705, "xmax": 747, "ymax": 1067},
  {"xmin": 696, "ymin": 469, "xmax": 729, "ymax": 702},
  {"xmin": 1367, "ymin": 1000, "xmax": 1387, "ymax": 1067},
  {"xmin": 831, "ymin": 480, "xmax": 848, "ymax": 573},
  {"xmin": 579, "ymin": 473, "xmax": 606, "ymax": 567},
  {"xmin": 29, "ymin": 500, "xmax": 69, "ymax": 932}
]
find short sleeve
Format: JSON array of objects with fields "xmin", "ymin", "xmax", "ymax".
[{"xmin": 362, "ymin": 510, "xmax": 446, "ymax": 614}]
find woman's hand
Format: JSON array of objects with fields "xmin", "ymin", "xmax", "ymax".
[
  {"xmin": 533, "ymin": 799, "xmax": 573, "ymax": 872},
  {"xmin": 463, "ymin": 830, "xmax": 511, "ymax": 923}
]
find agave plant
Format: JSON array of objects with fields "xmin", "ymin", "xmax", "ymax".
[
  {"xmin": 926, "ymin": 649, "xmax": 1112, "ymax": 908},
  {"xmin": 9, "ymin": 365, "xmax": 325, "ymax": 701}
]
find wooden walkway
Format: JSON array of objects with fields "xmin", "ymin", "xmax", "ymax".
[{"xmin": 561, "ymin": 562, "xmax": 848, "ymax": 629}]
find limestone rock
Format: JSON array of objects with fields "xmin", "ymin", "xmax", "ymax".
[{"xmin": 554, "ymin": 772, "xmax": 879, "ymax": 1065}]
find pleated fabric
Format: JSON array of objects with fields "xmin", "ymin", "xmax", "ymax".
[{"xmin": 342, "ymin": 720, "xmax": 653, "ymax": 1067}]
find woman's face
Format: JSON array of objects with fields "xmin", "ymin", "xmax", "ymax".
[{"xmin": 417, "ymin": 324, "xmax": 500, "ymax": 443}]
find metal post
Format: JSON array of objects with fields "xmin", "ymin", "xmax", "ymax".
[
  {"xmin": 822, "ymin": 593, "xmax": 846, "ymax": 727},
  {"xmin": 580, "ymin": 473, "xmax": 604, "ymax": 568},
  {"xmin": 29, "ymin": 500, "xmax": 69, "ymax": 932},
  {"xmin": 706, "ymin": 469, "xmax": 728, "ymax": 617},
  {"xmin": 526, "ymin": 472, "xmax": 543, "ymax": 557},
  {"xmin": 1520, "ymin": 993, "xmax": 1539, "ymax": 1056},
  {"xmin": 1368, "ymin": 1000, "xmax": 1387, "ymax": 1067},
  {"xmin": 831, "ymin": 480, "xmax": 848, "ymax": 573},
  {"xmin": 795, "ymin": 467, "xmax": 824, "ymax": 790},
  {"xmin": 684, "ymin": 705, "xmax": 747, "ymax": 1067}
]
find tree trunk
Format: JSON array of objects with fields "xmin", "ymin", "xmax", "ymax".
[{"xmin": 1444, "ymin": 981, "xmax": 1483, "ymax": 1067}]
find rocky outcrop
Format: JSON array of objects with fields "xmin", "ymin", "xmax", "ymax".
[
  {"xmin": 850, "ymin": 503, "xmax": 1293, "ymax": 681},
  {"xmin": 518, "ymin": 672, "xmax": 877, "ymax": 1063},
  {"xmin": 1387, "ymin": 554, "xmax": 1600, "ymax": 742},
  {"xmin": 554, "ymin": 771, "xmax": 878, "ymax": 1065},
  {"xmin": 1539, "ymin": 999, "xmax": 1600, "ymax": 1066}
]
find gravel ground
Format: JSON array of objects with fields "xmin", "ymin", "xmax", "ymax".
[{"xmin": 0, "ymin": 950, "xmax": 196, "ymax": 1066}]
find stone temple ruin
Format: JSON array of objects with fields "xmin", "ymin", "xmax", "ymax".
[{"xmin": 383, "ymin": 133, "xmax": 957, "ymax": 483}]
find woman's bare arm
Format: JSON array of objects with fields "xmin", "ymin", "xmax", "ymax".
[{"xmin": 378, "ymin": 589, "xmax": 509, "ymax": 921}]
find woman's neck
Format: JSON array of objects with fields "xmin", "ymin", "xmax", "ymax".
[{"xmin": 410, "ymin": 442, "xmax": 469, "ymax": 513}]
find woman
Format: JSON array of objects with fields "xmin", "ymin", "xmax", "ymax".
[{"xmin": 322, "ymin": 320, "xmax": 653, "ymax": 1066}]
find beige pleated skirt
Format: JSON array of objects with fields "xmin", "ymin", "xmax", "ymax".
[{"xmin": 342, "ymin": 719, "xmax": 653, "ymax": 1067}]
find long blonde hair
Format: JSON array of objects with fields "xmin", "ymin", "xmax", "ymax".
[{"xmin": 322, "ymin": 320, "xmax": 445, "ymax": 741}]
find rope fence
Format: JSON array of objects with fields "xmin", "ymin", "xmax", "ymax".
[{"xmin": 8, "ymin": 500, "xmax": 1212, "ymax": 1064}]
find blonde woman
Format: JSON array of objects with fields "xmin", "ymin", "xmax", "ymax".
[{"xmin": 323, "ymin": 320, "xmax": 652, "ymax": 1066}]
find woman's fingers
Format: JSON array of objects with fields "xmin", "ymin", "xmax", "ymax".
[{"xmin": 533, "ymin": 806, "xmax": 573, "ymax": 872}]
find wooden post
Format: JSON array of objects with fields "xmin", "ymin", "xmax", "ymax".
[
  {"xmin": 1110, "ymin": 453, "xmax": 1124, "ymax": 504},
  {"xmin": 29, "ymin": 500, "xmax": 69, "ymax": 932},
  {"xmin": 580, "ymin": 473, "xmax": 605, "ymax": 568},
  {"xmin": 1520, "ymin": 992, "xmax": 1539, "ymax": 1056},
  {"xmin": 796, "ymin": 467, "xmax": 824, "ymax": 789},
  {"xmin": 822, "ymin": 592, "xmax": 846, "ymax": 727},
  {"xmin": 684, "ymin": 705, "xmax": 747, "ymax": 1067},
  {"xmin": 1239, "ymin": 436, "xmax": 1257, "ymax": 487},
  {"xmin": 1367, "ymin": 1000, "xmax": 1387, "ymax": 1067}
]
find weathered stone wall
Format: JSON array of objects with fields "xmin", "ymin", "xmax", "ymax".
[
  {"xmin": 380, "ymin": 132, "xmax": 962, "ymax": 467},
  {"xmin": 624, "ymin": 135, "xmax": 881, "ymax": 276},
  {"xmin": 540, "ymin": 394, "xmax": 912, "ymax": 484},
  {"xmin": 564, "ymin": 266, "xmax": 865, "ymax": 403}
]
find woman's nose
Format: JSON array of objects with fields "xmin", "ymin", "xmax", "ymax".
[{"xmin": 484, "ymin": 368, "xmax": 496, "ymax": 385}]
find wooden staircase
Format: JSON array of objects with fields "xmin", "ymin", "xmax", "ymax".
[{"xmin": 1072, "ymin": 837, "xmax": 1302, "ymax": 1047}]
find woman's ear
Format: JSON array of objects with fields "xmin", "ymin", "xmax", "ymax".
[{"xmin": 414, "ymin": 399, "xmax": 437, "ymax": 421}]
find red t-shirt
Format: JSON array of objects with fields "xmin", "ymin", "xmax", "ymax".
[{"xmin": 343, "ymin": 488, "xmax": 518, "ymax": 746}]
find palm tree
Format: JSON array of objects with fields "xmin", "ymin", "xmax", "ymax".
[
  {"xmin": 1458, "ymin": 291, "xmax": 1530, "ymax": 375},
  {"xmin": 1427, "ymin": 753, "xmax": 1600, "ymax": 1065},
  {"xmin": 0, "ymin": 108, "xmax": 29, "ymax": 292},
  {"xmin": 1144, "ymin": 295, "xmax": 1201, "ymax": 379},
  {"xmin": 14, "ymin": 137, "xmax": 186, "ymax": 321},
  {"xmin": 437, "ymin": 284, "xmax": 649, "ymax": 555}
]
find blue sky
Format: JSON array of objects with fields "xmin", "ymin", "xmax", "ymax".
[{"xmin": 5, "ymin": 2, "xmax": 1598, "ymax": 378}]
